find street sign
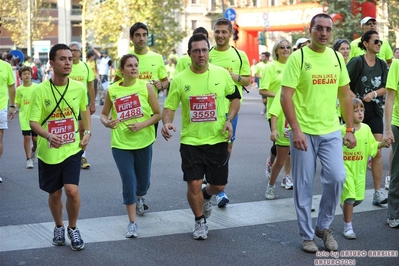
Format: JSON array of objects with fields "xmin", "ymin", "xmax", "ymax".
[
  {"xmin": 263, "ymin": 12, "xmax": 270, "ymax": 29},
  {"xmin": 224, "ymin": 8, "xmax": 236, "ymax": 22},
  {"xmin": 10, "ymin": 50, "xmax": 24, "ymax": 63}
]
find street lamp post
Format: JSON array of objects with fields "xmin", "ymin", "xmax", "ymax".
[{"xmin": 82, "ymin": 0, "xmax": 88, "ymax": 61}]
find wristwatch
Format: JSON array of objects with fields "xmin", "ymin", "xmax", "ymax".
[
  {"xmin": 237, "ymin": 75, "xmax": 242, "ymax": 82},
  {"xmin": 84, "ymin": 130, "xmax": 92, "ymax": 136},
  {"xmin": 226, "ymin": 118, "xmax": 233, "ymax": 123},
  {"xmin": 345, "ymin": 128, "xmax": 355, "ymax": 133}
]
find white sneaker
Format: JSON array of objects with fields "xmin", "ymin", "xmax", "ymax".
[
  {"xmin": 385, "ymin": 176, "xmax": 390, "ymax": 190},
  {"xmin": 265, "ymin": 184, "xmax": 275, "ymax": 200},
  {"xmin": 387, "ymin": 218, "xmax": 399, "ymax": 228},
  {"xmin": 343, "ymin": 228, "xmax": 356, "ymax": 239},
  {"xmin": 281, "ymin": 175, "xmax": 293, "ymax": 190},
  {"xmin": 26, "ymin": 159, "xmax": 34, "ymax": 169}
]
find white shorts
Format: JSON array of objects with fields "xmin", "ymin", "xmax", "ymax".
[{"xmin": 0, "ymin": 108, "xmax": 8, "ymax": 129}]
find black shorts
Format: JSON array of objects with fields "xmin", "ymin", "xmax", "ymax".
[
  {"xmin": 22, "ymin": 130, "xmax": 38, "ymax": 136},
  {"xmin": 363, "ymin": 104, "xmax": 383, "ymax": 134},
  {"xmin": 38, "ymin": 150, "xmax": 83, "ymax": 193},
  {"xmin": 180, "ymin": 142, "xmax": 229, "ymax": 186}
]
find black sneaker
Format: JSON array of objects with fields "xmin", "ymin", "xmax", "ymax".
[
  {"xmin": 67, "ymin": 227, "xmax": 85, "ymax": 251},
  {"xmin": 52, "ymin": 226, "xmax": 66, "ymax": 246}
]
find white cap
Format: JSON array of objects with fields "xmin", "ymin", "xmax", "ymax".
[
  {"xmin": 295, "ymin": 38, "xmax": 309, "ymax": 48},
  {"xmin": 361, "ymin": 16, "xmax": 376, "ymax": 27}
]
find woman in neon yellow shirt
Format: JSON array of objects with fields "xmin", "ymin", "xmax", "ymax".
[{"xmin": 100, "ymin": 54, "xmax": 161, "ymax": 238}]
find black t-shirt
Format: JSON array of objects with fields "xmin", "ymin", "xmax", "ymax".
[{"xmin": 347, "ymin": 55, "xmax": 388, "ymax": 118}]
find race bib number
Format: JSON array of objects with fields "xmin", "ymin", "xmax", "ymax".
[
  {"xmin": 114, "ymin": 93, "xmax": 144, "ymax": 121},
  {"xmin": 47, "ymin": 118, "xmax": 76, "ymax": 147},
  {"xmin": 189, "ymin": 95, "xmax": 217, "ymax": 122}
]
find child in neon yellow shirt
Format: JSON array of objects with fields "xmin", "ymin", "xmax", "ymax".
[
  {"xmin": 340, "ymin": 98, "xmax": 390, "ymax": 239},
  {"xmin": 15, "ymin": 66, "xmax": 38, "ymax": 169}
]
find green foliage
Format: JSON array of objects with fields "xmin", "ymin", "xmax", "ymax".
[
  {"xmin": 85, "ymin": 0, "xmax": 187, "ymax": 59},
  {"xmin": 0, "ymin": 0, "xmax": 53, "ymax": 47},
  {"xmin": 320, "ymin": 0, "xmax": 365, "ymax": 44},
  {"xmin": 380, "ymin": 0, "xmax": 399, "ymax": 48}
]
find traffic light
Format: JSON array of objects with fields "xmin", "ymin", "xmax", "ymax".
[
  {"xmin": 233, "ymin": 24, "xmax": 239, "ymax": 41},
  {"xmin": 147, "ymin": 33, "xmax": 155, "ymax": 47},
  {"xmin": 258, "ymin": 31, "xmax": 266, "ymax": 45}
]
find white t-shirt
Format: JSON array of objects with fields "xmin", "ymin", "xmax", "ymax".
[{"xmin": 98, "ymin": 56, "xmax": 110, "ymax": 75}]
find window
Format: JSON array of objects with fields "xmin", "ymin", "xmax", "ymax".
[{"xmin": 191, "ymin": 20, "xmax": 197, "ymax": 30}]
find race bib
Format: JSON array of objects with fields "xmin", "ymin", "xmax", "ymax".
[
  {"xmin": 47, "ymin": 118, "xmax": 76, "ymax": 147},
  {"xmin": 189, "ymin": 95, "xmax": 217, "ymax": 122},
  {"xmin": 114, "ymin": 93, "xmax": 144, "ymax": 121}
]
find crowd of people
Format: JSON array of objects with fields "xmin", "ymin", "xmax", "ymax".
[{"xmin": 0, "ymin": 13, "xmax": 398, "ymax": 254}]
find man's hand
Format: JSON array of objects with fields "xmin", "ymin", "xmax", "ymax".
[
  {"xmin": 222, "ymin": 121, "xmax": 233, "ymax": 141},
  {"xmin": 291, "ymin": 129, "xmax": 307, "ymax": 151},
  {"xmin": 343, "ymin": 133, "xmax": 356, "ymax": 149},
  {"xmin": 161, "ymin": 123, "xmax": 176, "ymax": 141}
]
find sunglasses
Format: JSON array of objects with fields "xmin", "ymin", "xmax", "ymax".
[
  {"xmin": 373, "ymin": 39, "xmax": 383, "ymax": 45},
  {"xmin": 279, "ymin": 46, "xmax": 291, "ymax": 50}
]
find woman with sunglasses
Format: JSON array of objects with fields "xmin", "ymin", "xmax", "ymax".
[
  {"xmin": 346, "ymin": 30, "xmax": 388, "ymax": 207},
  {"xmin": 259, "ymin": 39, "xmax": 293, "ymax": 199}
]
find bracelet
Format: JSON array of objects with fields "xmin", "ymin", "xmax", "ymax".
[
  {"xmin": 9, "ymin": 105, "xmax": 15, "ymax": 108},
  {"xmin": 373, "ymin": 91, "xmax": 378, "ymax": 98},
  {"xmin": 46, "ymin": 134, "xmax": 51, "ymax": 141}
]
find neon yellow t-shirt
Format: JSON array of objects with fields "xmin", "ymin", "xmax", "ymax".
[
  {"xmin": 30, "ymin": 79, "xmax": 88, "ymax": 164},
  {"xmin": 268, "ymin": 89, "xmax": 290, "ymax": 147},
  {"xmin": 340, "ymin": 123, "xmax": 378, "ymax": 202},
  {"xmin": 116, "ymin": 50, "xmax": 167, "ymax": 94},
  {"xmin": 259, "ymin": 60, "xmax": 285, "ymax": 120},
  {"xmin": 209, "ymin": 46, "xmax": 251, "ymax": 104},
  {"xmin": 255, "ymin": 61, "xmax": 268, "ymax": 78},
  {"xmin": 16, "ymin": 83, "xmax": 39, "ymax": 130},
  {"xmin": 386, "ymin": 59, "xmax": 399, "ymax": 127},
  {"xmin": 349, "ymin": 37, "xmax": 393, "ymax": 62},
  {"xmin": 107, "ymin": 80, "xmax": 155, "ymax": 149},
  {"xmin": 164, "ymin": 64, "xmax": 236, "ymax": 146},
  {"xmin": 0, "ymin": 60, "xmax": 15, "ymax": 110},
  {"xmin": 69, "ymin": 61, "xmax": 95, "ymax": 91},
  {"xmin": 281, "ymin": 47, "xmax": 349, "ymax": 135},
  {"xmin": 175, "ymin": 55, "xmax": 191, "ymax": 75},
  {"xmin": 165, "ymin": 64, "xmax": 176, "ymax": 80}
]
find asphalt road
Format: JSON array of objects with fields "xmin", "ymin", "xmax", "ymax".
[{"xmin": 0, "ymin": 89, "xmax": 398, "ymax": 266}]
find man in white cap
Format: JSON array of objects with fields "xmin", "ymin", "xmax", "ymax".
[
  {"xmin": 349, "ymin": 16, "xmax": 393, "ymax": 65},
  {"xmin": 295, "ymin": 38, "xmax": 310, "ymax": 50}
]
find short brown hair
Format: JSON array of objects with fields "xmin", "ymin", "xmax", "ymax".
[
  {"xmin": 18, "ymin": 66, "xmax": 32, "ymax": 76},
  {"xmin": 352, "ymin": 98, "xmax": 364, "ymax": 109}
]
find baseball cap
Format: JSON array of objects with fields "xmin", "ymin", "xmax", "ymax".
[
  {"xmin": 295, "ymin": 38, "xmax": 310, "ymax": 48},
  {"xmin": 361, "ymin": 17, "xmax": 376, "ymax": 27}
]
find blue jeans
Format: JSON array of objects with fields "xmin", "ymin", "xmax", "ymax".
[{"xmin": 112, "ymin": 145, "xmax": 152, "ymax": 205}]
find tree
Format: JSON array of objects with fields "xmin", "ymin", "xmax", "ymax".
[
  {"xmin": 380, "ymin": 0, "xmax": 399, "ymax": 47},
  {"xmin": 0, "ymin": 0, "xmax": 53, "ymax": 49},
  {"xmin": 320, "ymin": 0, "xmax": 366, "ymax": 44},
  {"xmin": 85, "ymin": 0, "xmax": 187, "ymax": 59}
]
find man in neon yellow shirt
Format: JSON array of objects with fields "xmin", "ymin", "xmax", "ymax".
[
  {"xmin": 175, "ymin": 27, "xmax": 209, "ymax": 75},
  {"xmin": 30, "ymin": 44, "xmax": 91, "ymax": 251},
  {"xmin": 114, "ymin": 22, "xmax": 168, "ymax": 94},
  {"xmin": 209, "ymin": 18, "xmax": 251, "ymax": 207},
  {"xmin": 0, "ymin": 59, "xmax": 16, "ymax": 183},
  {"xmin": 69, "ymin": 42, "xmax": 95, "ymax": 169},
  {"xmin": 161, "ymin": 34, "xmax": 240, "ymax": 240},
  {"xmin": 281, "ymin": 13, "xmax": 356, "ymax": 253},
  {"xmin": 349, "ymin": 17, "xmax": 393, "ymax": 66},
  {"xmin": 384, "ymin": 58, "xmax": 399, "ymax": 228}
]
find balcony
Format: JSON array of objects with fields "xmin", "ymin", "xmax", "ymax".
[{"xmin": 185, "ymin": 4, "xmax": 208, "ymax": 14}]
